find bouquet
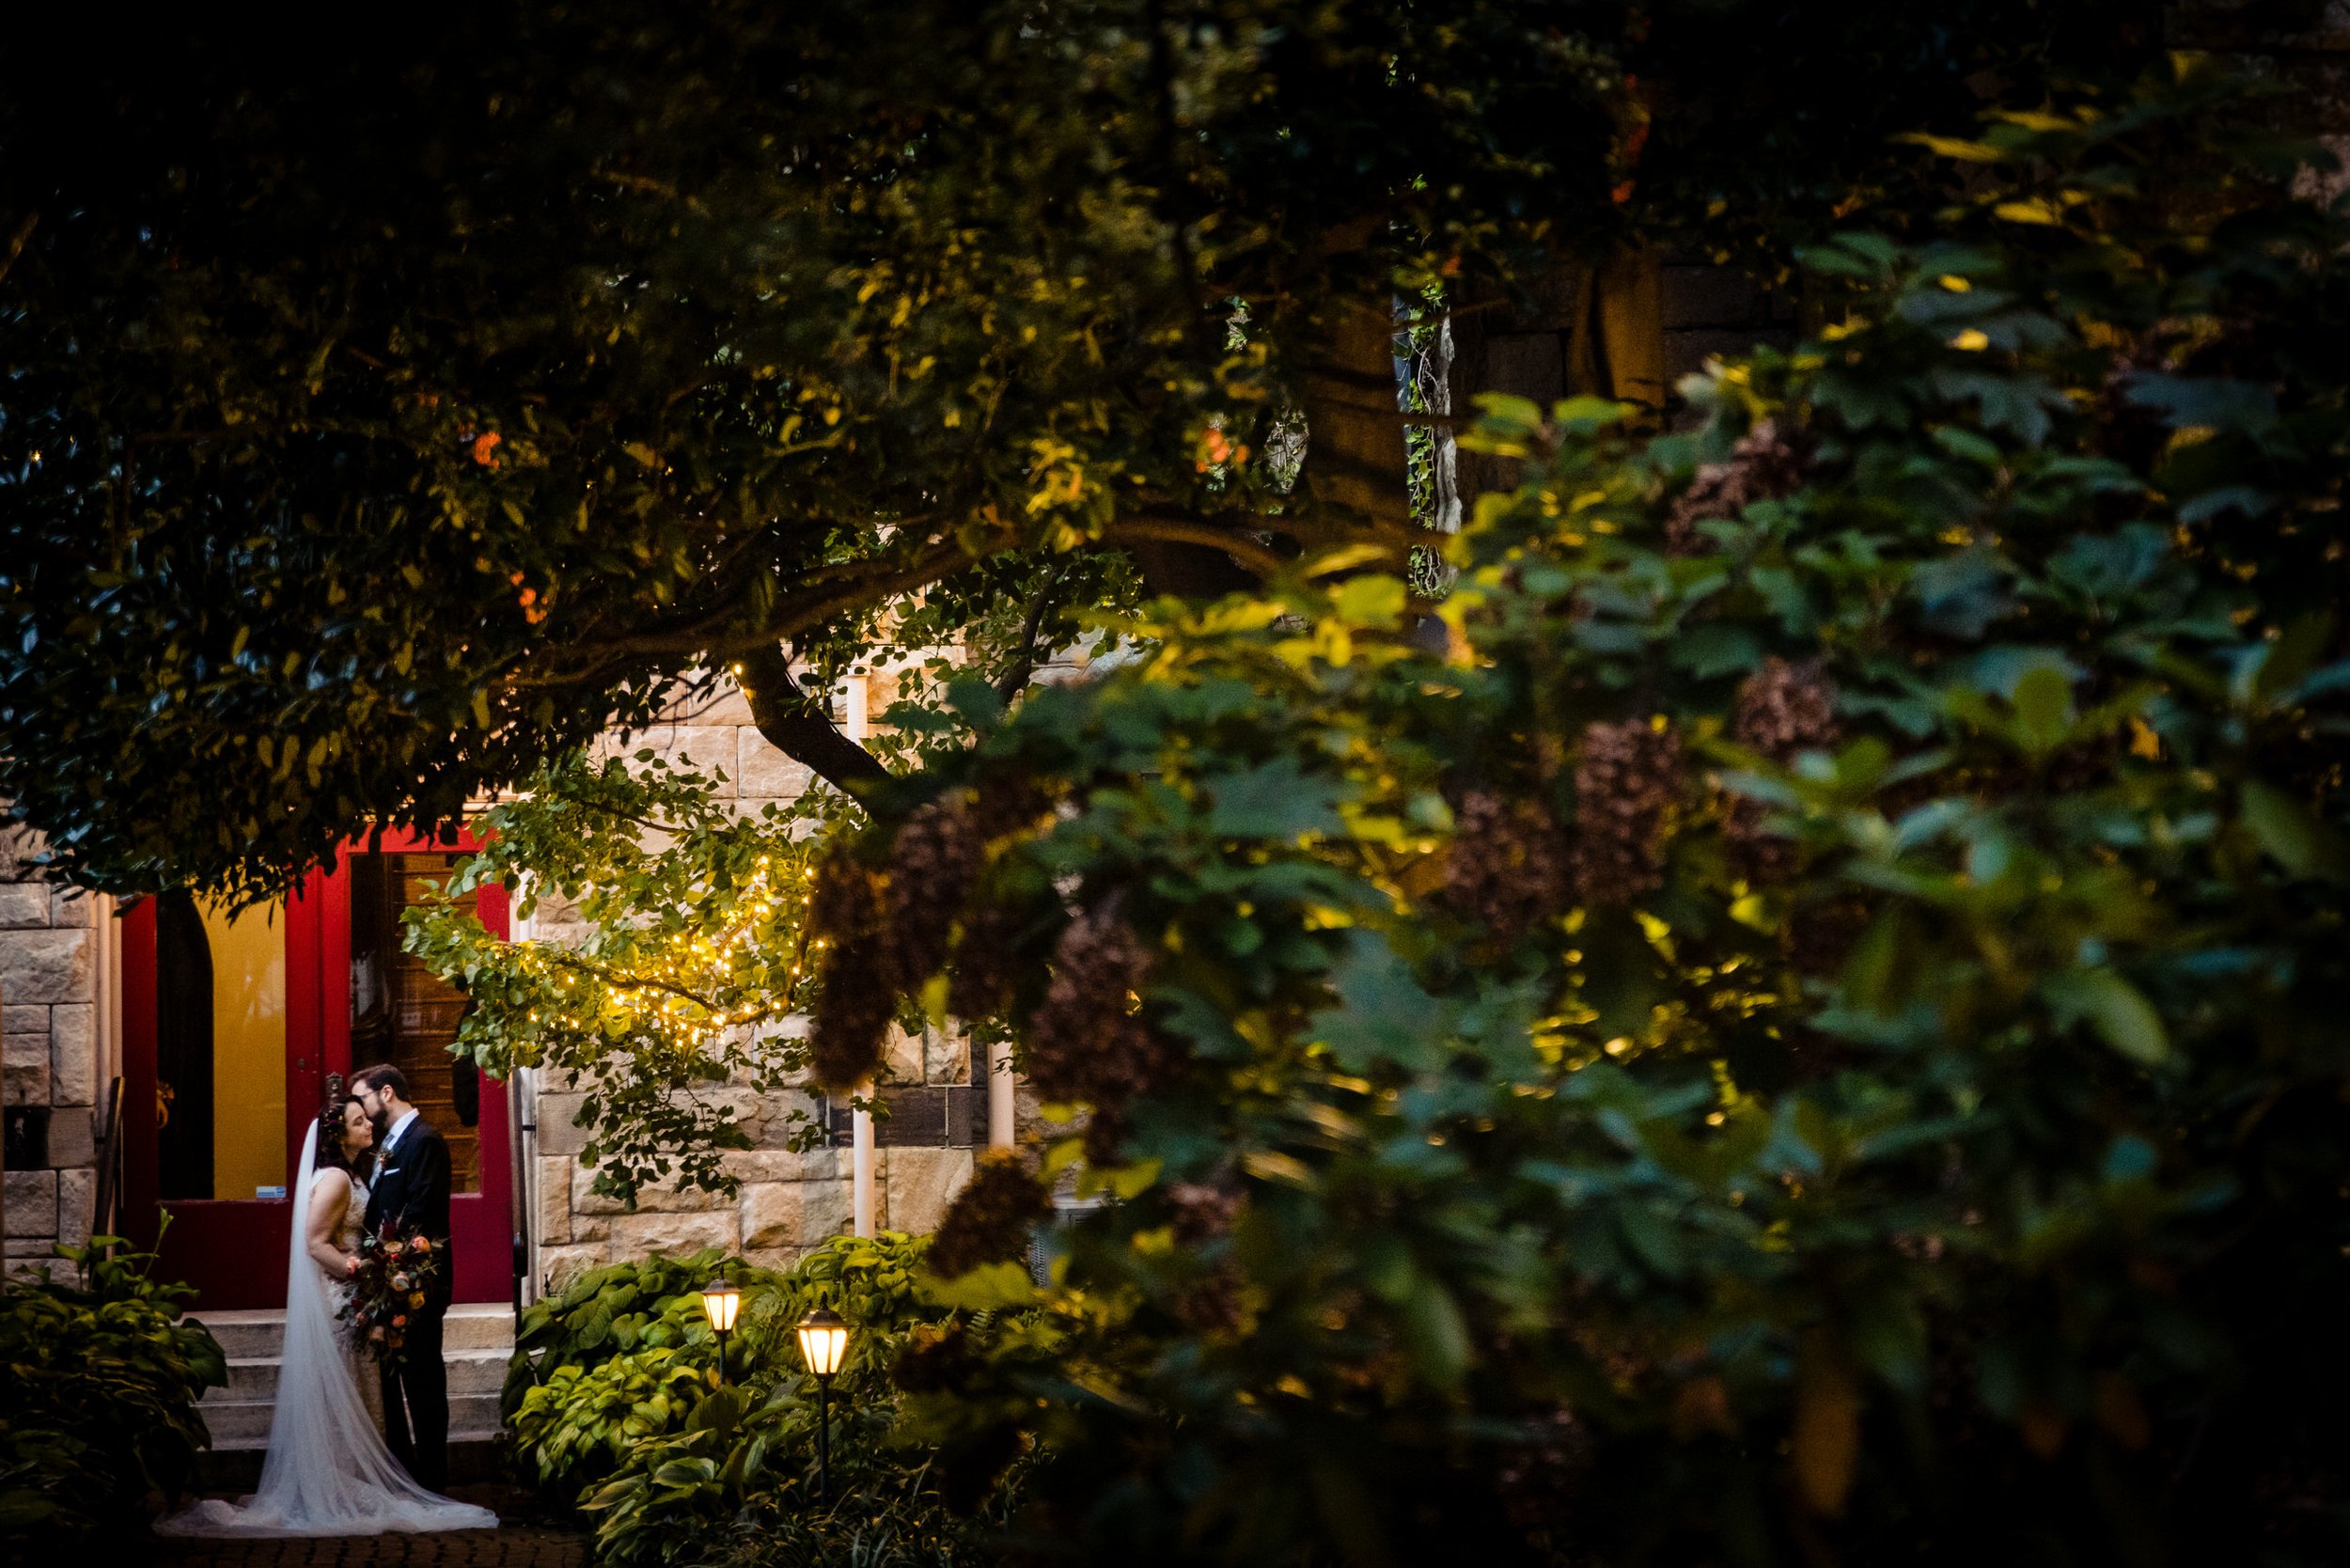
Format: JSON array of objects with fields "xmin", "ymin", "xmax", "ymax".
[{"xmin": 339, "ymin": 1221, "xmax": 440, "ymax": 1367}]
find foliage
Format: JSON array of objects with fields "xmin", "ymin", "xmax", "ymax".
[
  {"xmin": 0, "ymin": 4, "xmax": 2160, "ymax": 902},
  {"xmin": 0, "ymin": 1238, "xmax": 227, "ymax": 1543},
  {"xmin": 824, "ymin": 74, "xmax": 2350, "ymax": 1566},
  {"xmin": 696, "ymin": 1457, "xmax": 1025, "ymax": 1568},
  {"xmin": 408, "ymin": 753, "xmax": 842, "ymax": 1200},
  {"xmin": 507, "ymin": 1234, "xmax": 966, "ymax": 1564}
]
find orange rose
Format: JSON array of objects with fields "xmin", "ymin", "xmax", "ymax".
[
  {"xmin": 392, "ymin": 1313, "xmax": 407, "ymax": 1328},
  {"xmin": 412, "ymin": 1237, "xmax": 432, "ymax": 1254},
  {"xmin": 472, "ymin": 431, "xmax": 502, "ymax": 466},
  {"xmin": 409, "ymin": 1293, "xmax": 426, "ymax": 1309}
]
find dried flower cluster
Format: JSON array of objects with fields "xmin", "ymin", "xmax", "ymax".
[
  {"xmin": 1570, "ymin": 720, "xmax": 1684, "ymax": 905},
  {"xmin": 926, "ymin": 1149, "xmax": 1053, "ymax": 1278},
  {"xmin": 1726, "ymin": 657, "xmax": 1841, "ymax": 884},
  {"xmin": 890, "ymin": 1320, "xmax": 977, "ymax": 1395},
  {"xmin": 1026, "ymin": 905, "xmax": 1183, "ymax": 1158},
  {"xmin": 1662, "ymin": 416, "xmax": 1808, "ymax": 556},
  {"xmin": 1441, "ymin": 788, "xmax": 1571, "ymax": 942},
  {"xmin": 1165, "ymin": 1179, "xmax": 1245, "ymax": 1245},
  {"xmin": 884, "ymin": 791, "xmax": 983, "ymax": 989},
  {"xmin": 947, "ymin": 896, "xmax": 1026, "ymax": 1021},
  {"xmin": 1783, "ymin": 892, "xmax": 1872, "ymax": 978},
  {"xmin": 807, "ymin": 848, "xmax": 894, "ymax": 1088}
]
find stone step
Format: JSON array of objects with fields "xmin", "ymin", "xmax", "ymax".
[
  {"xmin": 191, "ymin": 1301, "xmax": 516, "ymax": 1359},
  {"xmin": 202, "ymin": 1389, "xmax": 505, "ymax": 1450},
  {"xmin": 212, "ymin": 1345, "xmax": 510, "ymax": 1402}
]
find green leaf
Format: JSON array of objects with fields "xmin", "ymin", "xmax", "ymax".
[
  {"xmin": 2044, "ymin": 970, "xmax": 2169, "ymax": 1066},
  {"xmin": 2011, "ymin": 666, "xmax": 2076, "ymax": 755},
  {"xmin": 2240, "ymin": 780, "xmax": 2346, "ymax": 881}
]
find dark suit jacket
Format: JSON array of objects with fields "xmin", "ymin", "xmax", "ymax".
[{"xmin": 364, "ymin": 1115, "xmax": 454, "ymax": 1309}]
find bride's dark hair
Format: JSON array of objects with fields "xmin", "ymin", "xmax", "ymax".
[{"xmin": 316, "ymin": 1074, "xmax": 374, "ymax": 1182}]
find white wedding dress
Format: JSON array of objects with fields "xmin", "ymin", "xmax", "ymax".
[{"xmin": 156, "ymin": 1120, "xmax": 498, "ymax": 1537}]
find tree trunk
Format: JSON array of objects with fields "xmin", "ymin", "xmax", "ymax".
[{"xmin": 1297, "ymin": 290, "xmax": 1414, "ymax": 540}]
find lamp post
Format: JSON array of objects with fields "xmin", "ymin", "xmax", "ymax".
[
  {"xmin": 795, "ymin": 1307, "xmax": 851, "ymax": 1504},
  {"xmin": 700, "ymin": 1277, "xmax": 743, "ymax": 1385}
]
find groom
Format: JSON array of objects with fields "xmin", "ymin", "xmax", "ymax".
[{"xmin": 353, "ymin": 1065, "xmax": 453, "ymax": 1492}]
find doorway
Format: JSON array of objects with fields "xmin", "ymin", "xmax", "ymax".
[{"xmin": 121, "ymin": 829, "xmax": 514, "ymax": 1309}]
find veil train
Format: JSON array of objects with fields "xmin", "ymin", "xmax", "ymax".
[{"xmin": 156, "ymin": 1120, "xmax": 497, "ymax": 1537}]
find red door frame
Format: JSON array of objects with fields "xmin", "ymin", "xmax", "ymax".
[{"xmin": 122, "ymin": 829, "xmax": 513, "ymax": 1309}]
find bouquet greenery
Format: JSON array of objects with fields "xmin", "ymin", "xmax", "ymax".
[{"xmin": 341, "ymin": 1223, "xmax": 440, "ymax": 1367}]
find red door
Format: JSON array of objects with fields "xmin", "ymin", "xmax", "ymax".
[{"xmin": 122, "ymin": 829, "xmax": 514, "ymax": 1309}]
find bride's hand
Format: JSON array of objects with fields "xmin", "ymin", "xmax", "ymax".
[{"xmin": 344, "ymin": 1254, "xmax": 360, "ymax": 1278}]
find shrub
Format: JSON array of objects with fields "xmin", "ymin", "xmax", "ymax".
[
  {"xmin": 841, "ymin": 71, "xmax": 2350, "ymax": 1566},
  {"xmin": 509, "ymin": 1232, "xmax": 964, "ymax": 1562},
  {"xmin": 0, "ymin": 1238, "xmax": 227, "ymax": 1543}
]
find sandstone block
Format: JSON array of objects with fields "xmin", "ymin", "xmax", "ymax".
[
  {"xmin": 56, "ymin": 1169, "xmax": 94, "ymax": 1247},
  {"xmin": 665, "ymin": 685, "xmax": 757, "ymax": 728},
  {"xmin": 535, "ymin": 1155, "xmax": 572, "ymax": 1246},
  {"xmin": 4, "ymin": 1171, "xmax": 57, "ymax": 1236},
  {"xmin": 49, "ymin": 1003, "xmax": 96, "ymax": 1106},
  {"xmin": 4, "ymin": 1033, "xmax": 47, "ymax": 1106},
  {"xmin": 740, "ymin": 1181, "xmax": 803, "ymax": 1249},
  {"xmin": 883, "ymin": 1148, "xmax": 972, "ymax": 1236},
  {"xmin": 735, "ymin": 733, "xmax": 813, "ymax": 800},
  {"xmin": 883, "ymin": 1024, "xmax": 924, "ymax": 1086},
  {"xmin": 799, "ymin": 1178, "xmax": 854, "ymax": 1246},
  {"xmin": 718, "ymin": 1149, "xmax": 821, "ymax": 1185},
  {"xmin": 622, "ymin": 727, "xmax": 738, "ymax": 794},
  {"xmin": 602, "ymin": 1209, "xmax": 739, "ymax": 1258},
  {"xmin": 1, "ymin": 1005, "xmax": 45, "ymax": 1036},
  {"xmin": 742, "ymin": 1247, "xmax": 802, "ymax": 1275},
  {"xmin": 571, "ymin": 1160, "xmax": 737, "ymax": 1217},
  {"xmin": 540, "ymin": 1244, "xmax": 611, "ymax": 1294},
  {"xmin": 0, "ymin": 825, "xmax": 47, "ymax": 882},
  {"xmin": 0, "ymin": 929, "xmax": 91, "ymax": 1004},
  {"xmin": 533, "ymin": 1091, "xmax": 591, "ymax": 1155},
  {"xmin": 46, "ymin": 888, "xmax": 98, "ymax": 928},
  {"xmin": 926, "ymin": 1027, "xmax": 971, "ymax": 1087},
  {"xmin": 754, "ymin": 1093, "xmax": 828, "ymax": 1149},
  {"xmin": 45, "ymin": 1108, "xmax": 94, "ymax": 1169},
  {"xmin": 0, "ymin": 885, "xmax": 48, "ymax": 930}
]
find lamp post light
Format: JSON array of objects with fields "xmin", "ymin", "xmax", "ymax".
[
  {"xmin": 700, "ymin": 1277, "xmax": 743, "ymax": 1385},
  {"xmin": 795, "ymin": 1307, "xmax": 851, "ymax": 1504}
]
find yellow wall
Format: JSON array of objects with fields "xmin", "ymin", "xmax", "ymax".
[{"xmin": 204, "ymin": 900, "xmax": 288, "ymax": 1200}]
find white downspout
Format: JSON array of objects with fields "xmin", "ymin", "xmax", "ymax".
[{"xmin": 843, "ymin": 671, "xmax": 878, "ymax": 1238}]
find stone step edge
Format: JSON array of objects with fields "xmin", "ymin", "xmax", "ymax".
[
  {"xmin": 212, "ymin": 1346, "xmax": 511, "ymax": 1369},
  {"xmin": 209, "ymin": 1430, "xmax": 504, "ymax": 1454}
]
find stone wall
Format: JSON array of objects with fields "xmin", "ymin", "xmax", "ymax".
[{"xmin": 1, "ymin": 824, "xmax": 110, "ymax": 1280}]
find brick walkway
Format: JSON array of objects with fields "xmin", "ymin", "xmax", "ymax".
[{"xmin": 143, "ymin": 1487, "xmax": 588, "ymax": 1568}]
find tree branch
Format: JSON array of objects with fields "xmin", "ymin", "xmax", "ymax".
[
  {"xmin": 995, "ymin": 561, "xmax": 1073, "ymax": 704},
  {"xmin": 736, "ymin": 642, "xmax": 890, "ymax": 795}
]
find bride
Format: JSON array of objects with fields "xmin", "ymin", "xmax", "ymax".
[{"xmin": 157, "ymin": 1079, "xmax": 496, "ymax": 1536}]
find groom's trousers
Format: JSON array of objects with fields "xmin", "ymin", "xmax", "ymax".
[{"xmin": 380, "ymin": 1308, "xmax": 449, "ymax": 1492}]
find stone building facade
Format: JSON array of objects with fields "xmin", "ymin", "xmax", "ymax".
[{"xmin": 1, "ymin": 830, "xmax": 118, "ymax": 1276}]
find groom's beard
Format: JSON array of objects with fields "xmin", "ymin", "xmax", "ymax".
[{"xmin": 368, "ymin": 1105, "xmax": 390, "ymax": 1138}]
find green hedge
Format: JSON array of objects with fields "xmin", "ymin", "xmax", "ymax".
[{"xmin": 0, "ymin": 1238, "xmax": 227, "ymax": 1543}]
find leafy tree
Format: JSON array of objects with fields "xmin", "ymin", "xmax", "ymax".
[
  {"xmin": 796, "ymin": 73, "xmax": 2350, "ymax": 1565},
  {"xmin": 0, "ymin": 2, "xmax": 2154, "ymax": 902},
  {"xmin": 403, "ymin": 752, "xmax": 837, "ymax": 1200}
]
